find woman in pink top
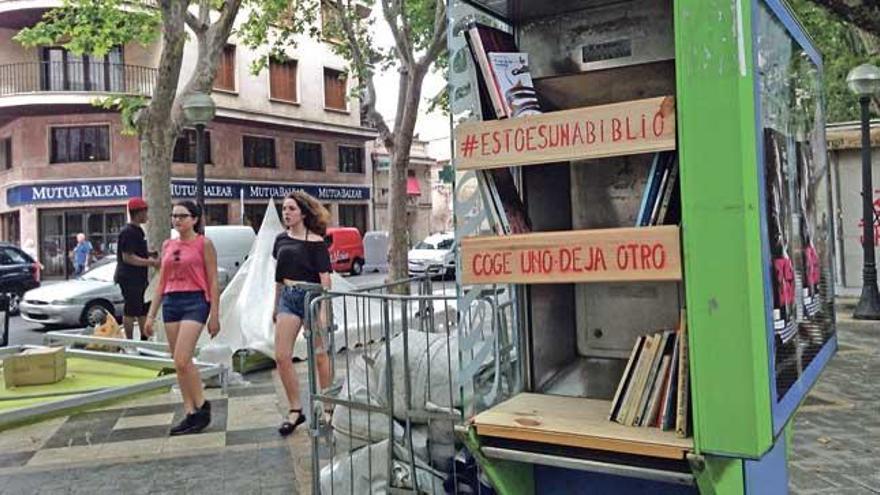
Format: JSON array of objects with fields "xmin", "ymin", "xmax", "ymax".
[{"xmin": 144, "ymin": 201, "xmax": 221, "ymax": 436}]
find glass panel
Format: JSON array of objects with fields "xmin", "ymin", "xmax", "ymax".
[
  {"xmin": 39, "ymin": 212, "xmax": 65, "ymax": 277},
  {"xmin": 67, "ymin": 53, "xmax": 85, "ymax": 91},
  {"xmin": 295, "ymin": 142, "xmax": 323, "ymax": 171},
  {"xmin": 756, "ymin": 3, "xmax": 835, "ymax": 402},
  {"xmin": 44, "ymin": 49, "xmax": 65, "ymax": 91},
  {"xmin": 108, "ymin": 47, "xmax": 124, "ymax": 92}
]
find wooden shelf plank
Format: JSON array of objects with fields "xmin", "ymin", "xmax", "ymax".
[
  {"xmin": 473, "ymin": 393, "xmax": 692, "ymax": 460},
  {"xmin": 461, "ymin": 226, "xmax": 681, "ymax": 285},
  {"xmin": 454, "ymin": 96, "xmax": 676, "ymax": 171}
]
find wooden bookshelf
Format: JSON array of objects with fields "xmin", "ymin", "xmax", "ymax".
[
  {"xmin": 461, "ymin": 226, "xmax": 681, "ymax": 285},
  {"xmin": 454, "ymin": 96, "xmax": 676, "ymax": 171},
  {"xmin": 472, "ymin": 393, "xmax": 692, "ymax": 460}
]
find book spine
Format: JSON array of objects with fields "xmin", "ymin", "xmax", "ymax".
[
  {"xmin": 468, "ymin": 26, "xmax": 508, "ymax": 119},
  {"xmin": 676, "ymin": 312, "xmax": 690, "ymax": 438},
  {"xmin": 633, "ymin": 331, "xmax": 668, "ymax": 426},
  {"xmin": 656, "ymin": 158, "xmax": 679, "ymax": 226},
  {"xmin": 609, "ymin": 336, "xmax": 645, "ymax": 421},
  {"xmin": 645, "ymin": 356, "xmax": 671, "ymax": 427},
  {"xmin": 620, "ymin": 334, "xmax": 657, "ymax": 426},
  {"xmin": 660, "ymin": 332, "xmax": 680, "ymax": 430},
  {"xmin": 636, "ymin": 154, "xmax": 661, "ymax": 226}
]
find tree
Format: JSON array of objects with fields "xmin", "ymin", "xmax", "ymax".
[
  {"xmin": 16, "ymin": 0, "xmax": 243, "ymax": 249},
  {"xmin": 808, "ymin": 0, "xmax": 880, "ymax": 38},
  {"xmin": 791, "ymin": 0, "xmax": 880, "ymax": 121},
  {"xmin": 242, "ymin": 0, "xmax": 447, "ymax": 288}
]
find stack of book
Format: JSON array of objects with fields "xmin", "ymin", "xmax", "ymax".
[
  {"xmin": 608, "ymin": 311, "xmax": 690, "ymax": 437},
  {"xmin": 636, "ymin": 151, "xmax": 680, "ymax": 227}
]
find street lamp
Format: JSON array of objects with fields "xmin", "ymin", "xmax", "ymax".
[
  {"xmin": 846, "ymin": 63, "xmax": 880, "ymax": 320},
  {"xmin": 181, "ymin": 91, "xmax": 216, "ymax": 231}
]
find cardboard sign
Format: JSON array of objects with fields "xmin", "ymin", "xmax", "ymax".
[
  {"xmin": 455, "ymin": 96, "xmax": 676, "ymax": 171},
  {"xmin": 461, "ymin": 226, "xmax": 682, "ymax": 285}
]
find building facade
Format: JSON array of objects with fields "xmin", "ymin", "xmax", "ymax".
[
  {"xmin": 370, "ymin": 139, "xmax": 441, "ymax": 246},
  {"xmin": 0, "ymin": 2, "xmax": 375, "ymax": 277}
]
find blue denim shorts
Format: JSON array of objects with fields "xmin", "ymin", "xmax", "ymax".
[
  {"xmin": 162, "ymin": 291, "xmax": 210, "ymax": 324},
  {"xmin": 277, "ymin": 286, "xmax": 307, "ymax": 319}
]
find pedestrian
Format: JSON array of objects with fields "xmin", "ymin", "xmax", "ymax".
[
  {"xmin": 273, "ymin": 191, "xmax": 333, "ymax": 436},
  {"xmin": 115, "ymin": 198, "xmax": 161, "ymax": 340},
  {"xmin": 72, "ymin": 233, "xmax": 93, "ymax": 276},
  {"xmin": 144, "ymin": 201, "xmax": 221, "ymax": 435}
]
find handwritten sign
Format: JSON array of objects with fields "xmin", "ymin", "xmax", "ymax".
[
  {"xmin": 461, "ymin": 226, "xmax": 682, "ymax": 285},
  {"xmin": 455, "ymin": 96, "xmax": 676, "ymax": 171}
]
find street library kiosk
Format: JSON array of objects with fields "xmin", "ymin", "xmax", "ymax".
[{"xmin": 449, "ymin": 0, "xmax": 838, "ymax": 493}]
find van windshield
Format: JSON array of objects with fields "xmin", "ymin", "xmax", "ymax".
[{"xmin": 414, "ymin": 241, "xmax": 437, "ymax": 250}]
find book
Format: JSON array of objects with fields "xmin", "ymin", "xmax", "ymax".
[
  {"xmin": 637, "ymin": 152, "xmax": 672, "ymax": 226},
  {"xmin": 644, "ymin": 354, "xmax": 671, "ymax": 427},
  {"xmin": 465, "ymin": 23, "xmax": 519, "ymax": 119},
  {"xmin": 648, "ymin": 160, "xmax": 672, "ymax": 226},
  {"xmin": 486, "ymin": 52, "xmax": 541, "ymax": 118},
  {"xmin": 659, "ymin": 332, "xmax": 680, "ymax": 430},
  {"xmin": 655, "ymin": 158, "xmax": 679, "ymax": 225},
  {"xmin": 634, "ymin": 330, "xmax": 672, "ymax": 426},
  {"xmin": 675, "ymin": 311, "xmax": 690, "ymax": 438},
  {"xmin": 618, "ymin": 333, "xmax": 658, "ymax": 426},
  {"xmin": 636, "ymin": 154, "xmax": 661, "ymax": 226},
  {"xmin": 608, "ymin": 335, "xmax": 646, "ymax": 422}
]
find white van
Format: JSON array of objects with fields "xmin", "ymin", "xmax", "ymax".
[{"xmin": 170, "ymin": 225, "xmax": 255, "ymax": 281}]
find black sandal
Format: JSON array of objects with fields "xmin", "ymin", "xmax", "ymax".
[{"xmin": 279, "ymin": 408, "xmax": 306, "ymax": 437}]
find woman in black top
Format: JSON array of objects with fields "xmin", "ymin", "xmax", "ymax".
[{"xmin": 272, "ymin": 191, "xmax": 333, "ymax": 436}]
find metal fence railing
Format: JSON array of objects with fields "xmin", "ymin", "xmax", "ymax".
[
  {"xmin": 297, "ymin": 273, "xmax": 518, "ymax": 494},
  {"xmin": 0, "ymin": 62, "xmax": 157, "ymax": 98}
]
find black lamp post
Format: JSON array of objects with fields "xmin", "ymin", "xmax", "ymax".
[
  {"xmin": 181, "ymin": 92, "xmax": 216, "ymax": 230},
  {"xmin": 846, "ymin": 63, "xmax": 880, "ymax": 320}
]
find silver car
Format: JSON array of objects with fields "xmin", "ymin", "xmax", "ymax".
[
  {"xmin": 20, "ymin": 259, "xmax": 124, "ymax": 327},
  {"xmin": 21, "ymin": 259, "xmax": 231, "ymax": 328}
]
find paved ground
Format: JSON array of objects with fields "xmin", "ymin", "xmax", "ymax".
[{"xmin": 0, "ymin": 296, "xmax": 875, "ymax": 494}]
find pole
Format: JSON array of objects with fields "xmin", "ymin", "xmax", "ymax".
[
  {"xmin": 195, "ymin": 123, "xmax": 206, "ymax": 233},
  {"xmin": 853, "ymin": 96, "xmax": 880, "ymax": 320}
]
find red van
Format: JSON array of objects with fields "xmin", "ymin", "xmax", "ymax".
[{"xmin": 325, "ymin": 227, "xmax": 365, "ymax": 275}]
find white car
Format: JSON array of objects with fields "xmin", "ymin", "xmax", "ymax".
[{"xmin": 408, "ymin": 232, "xmax": 455, "ymax": 278}]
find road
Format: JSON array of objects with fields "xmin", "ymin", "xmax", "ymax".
[{"xmin": 5, "ymin": 271, "xmax": 454, "ymax": 348}]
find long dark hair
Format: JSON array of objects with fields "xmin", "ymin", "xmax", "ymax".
[
  {"xmin": 286, "ymin": 191, "xmax": 329, "ymax": 237},
  {"xmin": 174, "ymin": 200, "xmax": 203, "ymax": 234}
]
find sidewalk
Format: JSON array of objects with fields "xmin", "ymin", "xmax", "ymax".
[{"xmin": 0, "ymin": 306, "xmax": 875, "ymax": 494}]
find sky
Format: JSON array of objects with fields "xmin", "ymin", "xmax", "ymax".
[{"xmin": 369, "ymin": 8, "xmax": 452, "ymax": 161}]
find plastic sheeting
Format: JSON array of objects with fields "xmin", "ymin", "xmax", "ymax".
[{"xmin": 319, "ymin": 440, "xmax": 445, "ymax": 495}]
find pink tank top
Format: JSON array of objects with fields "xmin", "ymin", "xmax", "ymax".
[{"xmin": 161, "ymin": 236, "xmax": 210, "ymax": 300}]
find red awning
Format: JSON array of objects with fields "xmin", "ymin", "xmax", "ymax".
[{"xmin": 407, "ymin": 176, "xmax": 421, "ymax": 196}]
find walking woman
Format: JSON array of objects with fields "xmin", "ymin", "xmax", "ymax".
[
  {"xmin": 273, "ymin": 191, "xmax": 333, "ymax": 436},
  {"xmin": 144, "ymin": 201, "xmax": 221, "ymax": 435}
]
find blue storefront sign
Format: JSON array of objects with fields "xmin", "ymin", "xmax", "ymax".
[{"xmin": 7, "ymin": 179, "xmax": 369, "ymax": 206}]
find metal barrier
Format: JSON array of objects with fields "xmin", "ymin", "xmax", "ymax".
[
  {"xmin": 0, "ymin": 294, "xmax": 8, "ymax": 347},
  {"xmin": 297, "ymin": 275, "xmax": 518, "ymax": 494}
]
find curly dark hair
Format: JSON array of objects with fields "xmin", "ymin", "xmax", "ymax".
[{"xmin": 285, "ymin": 191, "xmax": 330, "ymax": 237}]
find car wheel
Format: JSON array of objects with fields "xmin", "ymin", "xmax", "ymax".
[
  {"xmin": 82, "ymin": 301, "xmax": 113, "ymax": 328},
  {"xmin": 4, "ymin": 288, "xmax": 23, "ymax": 315},
  {"xmin": 350, "ymin": 259, "xmax": 364, "ymax": 276}
]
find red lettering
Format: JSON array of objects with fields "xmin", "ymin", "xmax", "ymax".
[
  {"xmin": 600, "ymin": 120, "xmax": 605, "ymax": 142},
  {"xmin": 573, "ymin": 122, "xmax": 585, "ymax": 145},
  {"xmin": 641, "ymin": 114, "xmax": 647, "ymax": 138},
  {"xmin": 560, "ymin": 124, "xmax": 570, "ymax": 147},
  {"xmin": 480, "ymin": 132, "xmax": 490, "ymax": 155},
  {"xmin": 492, "ymin": 131, "xmax": 502, "ymax": 154},
  {"xmin": 586, "ymin": 121, "xmax": 596, "ymax": 144},
  {"xmin": 653, "ymin": 112, "xmax": 665, "ymax": 137},
  {"xmin": 652, "ymin": 244, "xmax": 666, "ymax": 269},
  {"xmin": 537, "ymin": 125, "xmax": 549, "ymax": 150},
  {"xmin": 514, "ymin": 128, "xmax": 526, "ymax": 152},
  {"xmin": 640, "ymin": 244, "xmax": 652, "ymax": 269},
  {"xmin": 612, "ymin": 118, "xmax": 623, "ymax": 142},
  {"xmin": 595, "ymin": 248, "xmax": 607, "ymax": 271},
  {"xmin": 504, "ymin": 128, "xmax": 513, "ymax": 152},
  {"xmin": 526, "ymin": 126, "xmax": 537, "ymax": 151},
  {"xmin": 472, "ymin": 254, "xmax": 483, "ymax": 276},
  {"xmin": 626, "ymin": 117, "xmax": 637, "ymax": 141}
]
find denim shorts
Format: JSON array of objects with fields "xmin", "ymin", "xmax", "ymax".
[
  {"xmin": 277, "ymin": 286, "xmax": 307, "ymax": 319},
  {"xmin": 162, "ymin": 291, "xmax": 210, "ymax": 324}
]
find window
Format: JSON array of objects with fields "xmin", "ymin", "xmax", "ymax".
[
  {"xmin": 0, "ymin": 212, "xmax": 19, "ymax": 245},
  {"xmin": 242, "ymin": 136, "xmax": 276, "ymax": 168},
  {"xmin": 323, "ymin": 68, "xmax": 347, "ymax": 111},
  {"xmin": 338, "ymin": 145, "xmax": 364, "ymax": 173},
  {"xmin": 214, "ymin": 45, "xmax": 236, "ymax": 92},
  {"xmin": 1, "ymin": 247, "xmax": 27, "ymax": 265},
  {"xmin": 0, "ymin": 137, "xmax": 10, "ymax": 170},
  {"xmin": 321, "ymin": 1, "xmax": 342, "ymax": 44},
  {"xmin": 295, "ymin": 142, "xmax": 324, "ymax": 171},
  {"xmin": 50, "ymin": 126, "xmax": 110, "ymax": 163},
  {"xmin": 269, "ymin": 58, "xmax": 298, "ymax": 102},
  {"xmin": 41, "ymin": 46, "xmax": 124, "ymax": 92},
  {"xmin": 173, "ymin": 129, "xmax": 212, "ymax": 164},
  {"xmin": 338, "ymin": 204, "xmax": 367, "ymax": 235},
  {"xmin": 203, "ymin": 204, "xmax": 228, "ymax": 226}
]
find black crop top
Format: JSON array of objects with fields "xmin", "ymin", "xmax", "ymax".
[{"xmin": 272, "ymin": 233, "xmax": 332, "ymax": 283}]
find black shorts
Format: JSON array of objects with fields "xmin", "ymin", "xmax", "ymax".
[{"xmin": 119, "ymin": 281, "xmax": 149, "ymax": 317}]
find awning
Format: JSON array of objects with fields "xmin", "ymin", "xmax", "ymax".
[{"xmin": 407, "ymin": 176, "xmax": 421, "ymax": 196}]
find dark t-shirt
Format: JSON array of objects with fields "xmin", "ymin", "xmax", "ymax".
[
  {"xmin": 272, "ymin": 232, "xmax": 332, "ymax": 284},
  {"xmin": 115, "ymin": 223, "xmax": 149, "ymax": 285}
]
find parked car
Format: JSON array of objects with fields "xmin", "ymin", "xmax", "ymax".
[
  {"xmin": 20, "ymin": 226, "xmax": 253, "ymax": 328},
  {"xmin": 408, "ymin": 232, "xmax": 455, "ymax": 278},
  {"xmin": 0, "ymin": 243, "xmax": 41, "ymax": 315},
  {"xmin": 325, "ymin": 227, "xmax": 365, "ymax": 276}
]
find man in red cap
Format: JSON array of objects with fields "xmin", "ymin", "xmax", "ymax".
[{"xmin": 114, "ymin": 197, "xmax": 160, "ymax": 340}]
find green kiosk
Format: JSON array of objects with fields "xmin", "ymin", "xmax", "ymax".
[{"xmin": 449, "ymin": 0, "xmax": 837, "ymax": 493}]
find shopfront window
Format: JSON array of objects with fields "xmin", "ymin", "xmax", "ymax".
[
  {"xmin": 244, "ymin": 203, "xmax": 282, "ymax": 233},
  {"xmin": 50, "ymin": 125, "xmax": 110, "ymax": 163},
  {"xmin": 39, "ymin": 208, "xmax": 125, "ymax": 278},
  {"xmin": 756, "ymin": 3, "xmax": 834, "ymax": 402},
  {"xmin": 338, "ymin": 204, "xmax": 367, "ymax": 235},
  {"xmin": 0, "ymin": 212, "xmax": 19, "ymax": 245},
  {"xmin": 204, "ymin": 204, "xmax": 229, "ymax": 226}
]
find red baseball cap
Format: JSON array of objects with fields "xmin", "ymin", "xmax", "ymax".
[{"xmin": 127, "ymin": 197, "xmax": 148, "ymax": 211}]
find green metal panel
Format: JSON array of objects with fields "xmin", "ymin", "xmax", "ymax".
[
  {"xmin": 675, "ymin": 0, "xmax": 774, "ymax": 457},
  {"xmin": 695, "ymin": 456, "xmax": 746, "ymax": 495}
]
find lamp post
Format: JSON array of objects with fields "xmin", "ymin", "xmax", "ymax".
[
  {"xmin": 846, "ymin": 63, "xmax": 880, "ymax": 320},
  {"xmin": 181, "ymin": 92, "xmax": 216, "ymax": 231}
]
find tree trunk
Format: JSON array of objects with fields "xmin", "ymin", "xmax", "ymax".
[{"xmin": 141, "ymin": 126, "xmax": 175, "ymax": 252}]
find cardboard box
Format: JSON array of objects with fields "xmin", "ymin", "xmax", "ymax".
[{"xmin": 3, "ymin": 347, "xmax": 67, "ymax": 388}]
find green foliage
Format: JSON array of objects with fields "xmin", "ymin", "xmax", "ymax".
[
  {"xmin": 789, "ymin": 0, "xmax": 880, "ymax": 121},
  {"xmin": 14, "ymin": 0, "xmax": 160, "ymax": 56},
  {"xmin": 93, "ymin": 96, "xmax": 148, "ymax": 135}
]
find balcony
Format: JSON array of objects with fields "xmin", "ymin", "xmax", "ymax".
[{"xmin": 0, "ymin": 61, "xmax": 157, "ymax": 98}]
